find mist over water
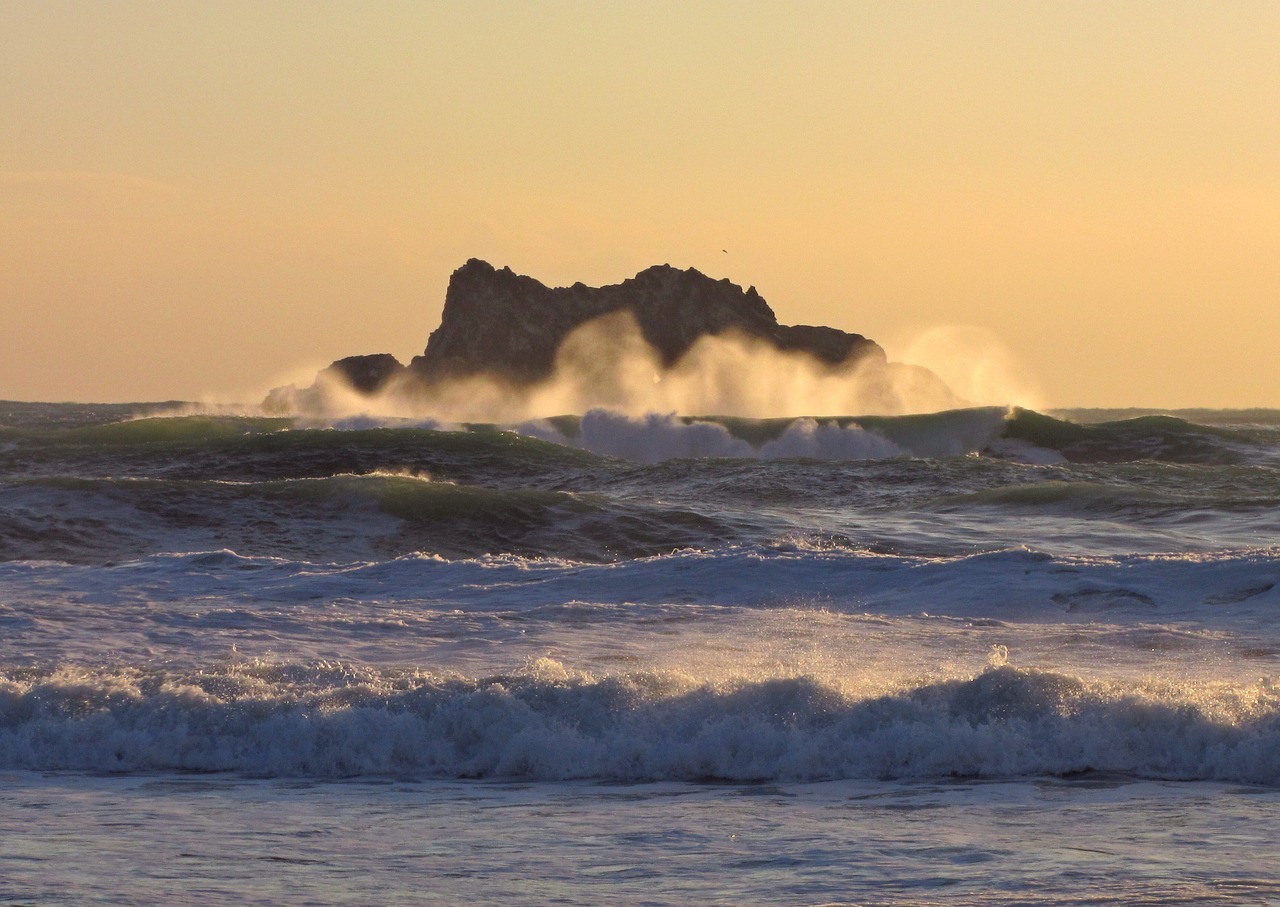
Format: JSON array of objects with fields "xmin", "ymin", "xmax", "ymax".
[
  {"xmin": 268, "ymin": 312, "xmax": 980, "ymax": 424},
  {"xmin": 898, "ymin": 324, "xmax": 1047, "ymax": 414}
]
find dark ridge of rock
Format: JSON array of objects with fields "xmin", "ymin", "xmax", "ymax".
[
  {"xmin": 773, "ymin": 324, "xmax": 874, "ymax": 365},
  {"xmin": 319, "ymin": 354, "xmax": 406, "ymax": 395},
  {"xmin": 405, "ymin": 259, "xmax": 884, "ymax": 384},
  {"xmin": 264, "ymin": 259, "xmax": 958, "ymax": 414},
  {"xmin": 262, "ymin": 353, "xmax": 406, "ymax": 414}
]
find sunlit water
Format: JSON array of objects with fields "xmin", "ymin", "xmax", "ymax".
[{"xmin": 3, "ymin": 401, "xmax": 1280, "ymax": 903}]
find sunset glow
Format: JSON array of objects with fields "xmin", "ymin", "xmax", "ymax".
[{"xmin": 3, "ymin": 1, "xmax": 1277, "ymax": 406}]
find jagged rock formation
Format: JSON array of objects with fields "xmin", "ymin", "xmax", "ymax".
[
  {"xmin": 264, "ymin": 258, "xmax": 957, "ymax": 415},
  {"xmin": 406, "ymin": 259, "xmax": 883, "ymax": 385},
  {"xmin": 320, "ymin": 354, "xmax": 406, "ymax": 395}
]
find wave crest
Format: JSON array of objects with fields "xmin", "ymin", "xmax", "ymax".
[{"xmin": 5, "ymin": 662, "xmax": 1280, "ymax": 783}]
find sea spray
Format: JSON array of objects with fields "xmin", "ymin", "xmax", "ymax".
[{"xmin": 5, "ymin": 661, "xmax": 1280, "ymax": 782}]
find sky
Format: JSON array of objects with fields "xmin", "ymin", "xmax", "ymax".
[{"xmin": 2, "ymin": 1, "xmax": 1278, "ymax": 408}]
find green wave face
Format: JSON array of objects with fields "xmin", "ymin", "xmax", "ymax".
[
  {"xmin": 4, "ymin": 405, "xmax": 1278, "ymax": 566},
  {"xmin": 1004, "ymin": 408, "xmax": 1259, "ymax": 464}
]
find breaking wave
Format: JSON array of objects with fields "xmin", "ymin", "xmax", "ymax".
[
  {"xmin": 5, "ymin": 404, "xmax": 1272, "ymax": 468},
  {"xmin": 4, "ymin": 661, "xmax": 1280, "ymax": 783}
]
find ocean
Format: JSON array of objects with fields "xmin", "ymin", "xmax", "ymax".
[{"xmin": 3, "ymin": 400, "xmax": 1280, "ymax": 904}]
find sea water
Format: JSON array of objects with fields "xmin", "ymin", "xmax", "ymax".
[{"xmin": 2, "ymin": 401, "xmax": 1280, "ymax": 904}]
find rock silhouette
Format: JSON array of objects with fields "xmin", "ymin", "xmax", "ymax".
[
  {"xmin": 264, "ymin": 259, "xmax": 955, "ymax": 415},
  {"xmin": 404, "ymin": 259, "xmax": 883, "ymax": 385}
]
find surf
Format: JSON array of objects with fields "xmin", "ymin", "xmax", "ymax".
[{"xmin": 5, "ymin": 659, "xmax": 1280, "ymax": 783}]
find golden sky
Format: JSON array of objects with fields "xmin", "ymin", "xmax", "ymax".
[{"xmin": 3, "ymin": 1, "xmax": 1278, "ymax": 407}]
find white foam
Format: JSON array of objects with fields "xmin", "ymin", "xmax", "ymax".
[
  {"xmin": 521, "ymin": 411, "xmax": 754, "ymax": 462},
  {"xmin": 543, "ymin": 406, "xmax": 1028, "ymax": 462},
  {"xmin": 4, "ymin": 662, "xmax": 1280, "ymax": 783},
  {"xmin": 201, "ymin": 402, "xmax": 1026, "ymax": 464},
  {"xmin": 756, "ymin": 418, "xmax": 904, "ymax": 460}
]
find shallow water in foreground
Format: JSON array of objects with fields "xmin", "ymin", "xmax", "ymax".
[{"xmin": 6, "ymin": 773, "xmax": 1280, "ymax": 906}]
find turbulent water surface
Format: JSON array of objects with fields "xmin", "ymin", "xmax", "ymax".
[{"xmin": 3, "ymin": 400, "xmax": 1280, "ymax": 904}]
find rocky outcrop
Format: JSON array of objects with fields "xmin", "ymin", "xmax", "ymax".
[
  {"xmin": 262, "ymin": 354, "xmax": 406, "ymax": 413},
  {"xmin": 263, "ymin": 259, "xmax": 957, "ymax": 414},
  {"xmin": 320, "ymin": 354, "xmax": 406, "ymax": 395},
  {"xmin": 406, "ymin": 259, "xmax": 884, "ymax": 384}
]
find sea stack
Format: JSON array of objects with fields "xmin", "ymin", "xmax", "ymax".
[
  {"xmin": 405, "ymin": 258, "xmax": 885, "ymax": 385},
  {"xmin": 264, "ymin": 258, "xmax": 954, "ymax": 414}
]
